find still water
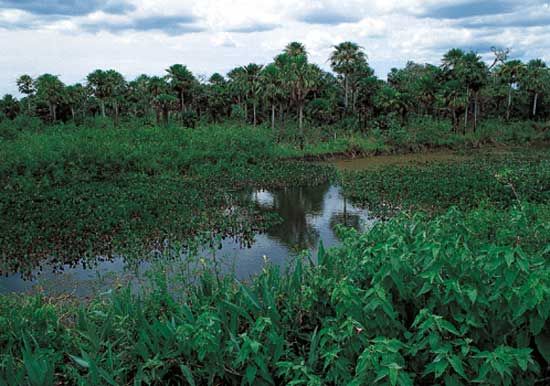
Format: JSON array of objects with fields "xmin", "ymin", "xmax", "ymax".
[{"xmin": 0, "ymin": 183, "xmax": 374, "ymax": 297}]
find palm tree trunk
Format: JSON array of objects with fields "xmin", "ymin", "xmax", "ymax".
[
  {"xmin": 344, "ymin": 75, "xmax": 349, "ymax": 110},
  {"xmin": 271, "ymin": 104, "xmax": 275, "ymax": 134},
  {"xmin": 279, "ymin": 103, "xmax": 285, "ymax": 140},
  {"xmin": 298, "ymin": 103, "xmax": 304, "ymax": 149},
  {"xmin": 473, "ymin": 92, "xmax": 478, "ymax": 132},
  {"xmin": 532, "ymin": 93, "xmax": 538, "ymax": 117},
  {"xmin": 464, "ymin": 88, "xmax": 469, "ymax": 130},
  {"xmin": 101, "ymin": 100, "xmax": 106, "ymax": 118},
  {"xmin": 253, "ymin": 102, "xmax": 257, "ymax": 126},
  {"xmin": 181, "ymin": 90, "xmax": 185, "ymax": 125},
  {"xmin": 114, "ymin": 101, "xmax": 119, "ymax": 126},
  {"xmin": 52, "ymin": 104, "xmax": 57, "ymax": 122},
  {"xmin": 163, "ymin": 108, "xmax": 169, "ymax": 126},
  {"xmin": 506, "ymin": 84, "xmax": 512, "ymax": 121},
  {"xmin": 452, "ymin": 108, "xmax": 457, "ymax": 133},
  {"xmin": 71, "ymin": 107, "xmax": 75, "ymax": 121}
]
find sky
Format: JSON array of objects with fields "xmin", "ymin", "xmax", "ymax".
[{"xmin": 1, "ymin": 0, "xmax": 549, "ymax": 95}]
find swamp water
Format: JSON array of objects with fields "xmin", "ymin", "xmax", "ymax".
[{"xmin": 0, "ymin": 183, "xmax": 375, "ymax": 297}]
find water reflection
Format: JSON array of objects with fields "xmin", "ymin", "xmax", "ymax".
[{"xmin": 0, "ymin": 184, "xmax": 375, "ymax": 297}]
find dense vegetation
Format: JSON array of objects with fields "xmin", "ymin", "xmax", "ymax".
[
  {"xmin": 1, "ymin": 42, "xmax": 549, "ymax": 147},
  {"xmin": 0, "ymin": 41, "xmax": 549, "ymax": 385},
  {"xmin": 0, "ymin": 123, "xmax": 335, "ymax": 276},
  {"xmin": 1, "ymin": 187, "xmax": 548, "ymax": 384},
  {"xmin": 1, "ymin": 129, "xmax": 549, "ymax": 383},
  {"xmin": 341, "ymin": 149, "xmax": 550, "ymax": 215}
]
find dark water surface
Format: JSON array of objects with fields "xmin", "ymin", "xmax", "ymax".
[{"xmin": 0, "ymin": 183, "xmax": 374, "ymax": 297}]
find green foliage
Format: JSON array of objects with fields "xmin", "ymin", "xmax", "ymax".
[
  {"xmin": 0, "ymin": 122, "xmax": 335, "ymax": 275},
  {"xmin": 341, "ymin": 150, "xmax": 550, "ymax": 215},
  {"xmin": 0, "ymin": 203, "xmax": 548, "ymax": 384}
]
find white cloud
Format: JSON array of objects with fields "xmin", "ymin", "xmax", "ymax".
[{"xmin": 1, "ymin": 0, "xmax": 549, "ymax": 95}]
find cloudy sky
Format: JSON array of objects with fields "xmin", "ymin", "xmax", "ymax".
[{"xmin": 1, "ymin": 0, "xmax": 549, "ymax": 95}]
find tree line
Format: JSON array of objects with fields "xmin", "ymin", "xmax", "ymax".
[{"xmin": 1, "ymin": 41, "xmax": 549, "ymax": 141}]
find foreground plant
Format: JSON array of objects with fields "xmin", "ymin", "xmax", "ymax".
[{"xmin": 1, "ymin": 203, "xmax": 548, "ymax": 385}]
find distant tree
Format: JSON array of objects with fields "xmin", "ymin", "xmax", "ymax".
[
  {"xmin": 154, "ymin": 94, "xmax": 178, "ymax": 126},
  {"xmin": 442, "ymin": 48, "xmax": 466, "ymax": 72},
  {"xmin": 86, "ymin": 69, "xmax": 109, "ymax": 118},
  {"xmin": 209, "ymin": 73, "xmax": 226, "ymax": 86},
  {"xmin": 458, "ymin": 52, "xmax": 488, "ymax": 131},
  {"xmin": 260, "ymin": 63, "xmax": 282, "ymax": 133},
  {"xmin": 148, "ymin": 76, "xmax": 173, "ymax": 125},
  {"xmin": 227, "ymin": 67, "xmax": 249, "ymax": 121},
  {"xmin": 166, "ymin": 64, "xmax": 195, "ymax": 125},
  {"xmin": 522, "ymin": 59, "xmax": 548, "ymax": 118},
  {"xmin": 206, "ymin": 73, "xmax": 229, "ymax": 122},
  {"xmin": 0, "ymin": 94, "xmax": 20, "ymax": 120},
  {"xmin": 276, "ymin": 51, "xmax": 321, "ymax": 148},
  {"xmin": 105, "ymin": 70, "xmax": 126, "ymax": 125},
  {"xmin": 86, "ymin": 69, "xmax": 125, "ymax": 123},
  {"xmin": 243, "ymin": 63, "xmax": 263, "ymax": 126},
  {"xmin": 330, "ymin": 42, "xmax": 367, "ymax": 110},
  {"xmin": 284, "ymin": 42, "xmax": 307, "ymax": 57},
  {"xmin": 34, "ymin": 74, "xmax": 65, "ymax": 122},
  {"xmin": 65, "ymin": 83, "xmax": 87, "ymax": 121},
  {"xmin": 16, "ymin": 74, "xmax": 35, "ymax": 112},
  {"xmin": 128, "ymin": 74, "xmax": 153, "ymax": 118},
  {"xmin": 498, "ymin": 60, "xmax": 526, "ymax": 120}
]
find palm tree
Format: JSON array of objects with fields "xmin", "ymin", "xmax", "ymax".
[
  {"xmin": 329, "ymin": 41, "xmax": 367, "ymax": 110},
  {"xmin": 284, "ymin": 42, "xmax": 307, "ymax": 57},
  {"xmin": 86, "ymin": 69, "xmax": 109, "ymax": 117},
  {"xmin": 148, "ymin": 76, "xmax": 172, "ymax": 125},
  {"xmin": 277, "ymin": 52, "xmax": 321, "ymax": 148},
  {"xmin": 207, "ymin": 73, "xmax": 229, "ymax": 122},
  {"xmin": 227, "ymin": 67, "xmax": 249, "ymax": 121},
  {"xmin": 457, "ymin": 52, "xmax": 488, "ymax": 131},
  {"xmin": 260, "ymin": 63, "xmax": 282, "ymax": 134},
  {"xmin": 65, "ymin": 83, "xmax": 87, "ymax": 121},
  {"xmin": 128, "ymin": 74, "xmax": 153, "ymax": 118},
  {"xmin": 104, "ymin": 70, "xmax": 126, "ymax": 125},
  {"xmin": 16, "ymin": 74, "xmax": 35, "ymax": 112},
  {"xmin": 154, "ymin": 94, "xmax": 178, "ymax": 126},
  {"xmin": 522, "ymin": 59, "xmax": 548, "ymax": 118},
  {"xmin": 34, "ymin": 74, "xmax": 65, "ymax": 122},
  {"xmin": 498, "ymin": 60, "xmax": 525, "ymax": 120},
  {"xmin": 0, "ymin": 94, "xmax": 20, "ymax": 119},
  {"xmin": 243, "ymin": 63, "xmax": 263, "ymax": 126},
  {"xmin": 209, "ymin": 73, "xmax": 226, "ymax": 86},
  {"xmin": 87, "ymin": 69, "xmax": 126, "ymax": 122},
  {"xmin": 441, "ymin": 48, "xmax": 465, "ymax": 72},
  {"xmin": 166, "ymin": 64, "xmax": 195, "ymax": 125}
]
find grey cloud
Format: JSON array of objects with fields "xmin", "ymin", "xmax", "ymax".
[
  {"xmin": 297, "ymin": 9, "xmax": 362, "ymax": 25},
  {"xmin": 226, "ymin": 22, "xmax": 279, "ymax": 33},
  {"xmin": 429, "ymin": 39, "xmax": 500, "ymax": 54},
  {"xmin": 458, "ymin": 14, "xmax": 550, "ymax": 28},
  {"xmin": 0, "ymin": 0, "xmax": 134, "ymax": 16},
  {"xmin": 421, "ymin": 1, "xmax": 517, "ymax": 19},
  {"xmin": 82, "ymin": 15, "xmax": 204, "ymax": 35}
]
